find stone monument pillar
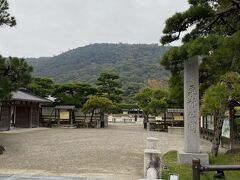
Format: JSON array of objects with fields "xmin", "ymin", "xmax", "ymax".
[
  {"xmin": 184, "ymin": 55, "xmax": 200, "ymax": 153},
  {"xmin": 178, "ymin": 56, "xmax": 209, "ymax": 165}
]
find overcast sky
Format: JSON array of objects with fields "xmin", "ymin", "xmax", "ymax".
[{"xmin": 0, "ymin": 0, "xmax": 189, "ymax": 58}]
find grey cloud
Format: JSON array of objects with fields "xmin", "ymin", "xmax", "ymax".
[{"xmin": 0, "ymin": 0, "xmax": 189, "ymax": 57}]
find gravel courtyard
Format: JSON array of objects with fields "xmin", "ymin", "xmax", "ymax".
[{"xmin": 0, "ymin": 123, "xmax": 213, "ymax": 180}]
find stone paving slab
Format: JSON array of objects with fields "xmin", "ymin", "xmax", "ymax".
[{"xmin": 0, "ymin": 174, "xmax": 109, "ymax": 180}]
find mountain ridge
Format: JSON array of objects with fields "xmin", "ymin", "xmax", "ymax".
[{"xmin": 26, "ymin": 43, "xmax": 171, "ymax": 88}]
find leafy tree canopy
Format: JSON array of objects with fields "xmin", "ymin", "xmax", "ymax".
[
  {"xmin": 161, "ymin": 0, "xmax": 240, "ymax": 45},
  {"xmin": 28, "ymin": 77, "xmax": 55, "ymax": 97},
  {"xmin": 52, "ymin": 83, "xmax": 97, "ymax": 108},
  {"xmin": 82, "ymin": 96, "xmax": 114, "ymax": 113},
  {"xmin": 0, "ymin": 1, "xmax": 31, "ymax": 101},
  {"xmin": 201, "ymin": 72, "xmax": 240, "ymax": 115},
  {"xmin": 122, "ymin": 82, "xmax": 141, "ymax": 103},
  {"xmin": 200, "ymin": 72, "xmax": 240, "ymax": 156},
  {"xmin": 0, "ymin": 56, "xmax": 33, "ymax": 100},
  {"xmin": 96, "ymin": 72, "xmax": 123, "ymax": 103},
  {"xmin": 0, "ymin": 0, "xmax": 16, "ymax": 27},
  {"xmin": 144, "ymin": 79, "xmax": 168, "ymax": 89},
  {"xmin": 161, "ymin": 31, "xmax": 240, "ymax": 106},
  {"xmin": 134, "ymin": 88, "xmax": 169, "ymax": 116}
]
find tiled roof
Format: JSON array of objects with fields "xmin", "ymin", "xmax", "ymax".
[
  {"xmin": 12, "ymin": 90, "xmax": 52, "ymax": 103},
  {"xmin": 54, "ymin": 105, "xmax": 76, "ymax": 110}
]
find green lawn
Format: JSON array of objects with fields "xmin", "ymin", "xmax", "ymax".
[{"xmin": 162, "ymin": 150, "xmax": 240, "ymax": 180}]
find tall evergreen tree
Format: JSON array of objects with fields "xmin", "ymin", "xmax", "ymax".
[
  {"xmin": 161, "ymin": 0, "xmax": 240, "ymax": 45},
  {"xmin": 28, "ymin": 77, "xmax": 55, "ymax": 97},
  {"xmin": 0, "ymin": 1, "xmax": 32, "ymax": 101},
  {"xmin": 161, "ymin": 0, "xmax": 240, "ymax": 155},
  {"xmin": 52, "ymin": 83, "xmax": 97, "ymax": 108},
  {"xmin": 96, "ymin": 72, "xmax": 123, "ymax": 103},
  {"xmin": 0, "ymin": 56, "xmax": 33, "ymax": 100},
  {"xmin": 0, "ymin": 0, "xmax": 16, "ymax": 27}
]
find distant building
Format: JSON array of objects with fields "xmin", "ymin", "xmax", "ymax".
[
  {"xmin": 108, "ymin": 108, "xmax": 144, "ymax": 124},
  {"xmin": 0, "ymin": 89, "xmax": 51, "ymax": 131}
]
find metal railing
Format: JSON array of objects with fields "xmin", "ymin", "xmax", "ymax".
[{"xmin": 192, "ymin": 158, "xmax": 240, "ymax": 180}]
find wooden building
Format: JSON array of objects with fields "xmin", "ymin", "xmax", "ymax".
[
  {"xmin": 148, "ymin": 108, "xmax": 184, "ymax": 132},
  {"xmin": 54, "ymin": 105, "xmax": 75, "ymax": 126},
  {"xmin": 41, "ymin": 105, "xmax": 108, "ymax": 128},
  {"xmin": 0, "ymin": 90, "xmax": 51, "ymax": 131}
]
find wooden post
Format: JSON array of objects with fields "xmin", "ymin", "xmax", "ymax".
[
  {"xmin": 164, "ymin": 111, "xmax": 167, "ymax": 130},
  {"xmin": 192, "ymin": 158, "xmax": 201, "ymax": 180},
  {"xmin": 13, "ymin": 101, "xmax": 16, "ymax": 126},
  {"xmin": 54, "ymin": 109, "xmax": 57, "ymax": 123},
  {"xmin": 0, "ymin": 103, "xmax": 2, "ymax": 122},
  {"xmin": 37, "ymin": 103, "xmax": 40, "ymax": 127},
  {"xmin": 206, "ymin": 115, "xmax": 209, "ymax": 139},
  {"xmin": 29, "ymin": 103, "xmax": 33, "ymax": 128},
  {"xmin": 8, "ymin": 103, "xmax": 12, "ymax": 130},
  {"xmin": 57, "ymin": 109, "xmax": 60, "ymax": 126},
  {"xmin": 70, "ymin": 110, "xmax": 73, "ymax": 126}
]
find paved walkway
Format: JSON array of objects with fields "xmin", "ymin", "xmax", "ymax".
[
  {"xmin": 0, "ymin": 174, "xmax": 107, "ymax": 180},
  {"xmin": 0, "ymin": 123, "xmax": 217, "ymax": 180},
  {"xmin": 0, "ymin": 174, "xmax": 106, "ymax": 180}
]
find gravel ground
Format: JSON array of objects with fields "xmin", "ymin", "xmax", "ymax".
[{"xmin": 0, "ymin": 123, "xmax": 215, "ymax": 180}]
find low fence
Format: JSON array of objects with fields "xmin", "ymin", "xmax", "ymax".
[
  {"xmin": 148, "ymin": 120, "xmax": 184, "ymax": 132},
  {"xmin": 192, "ymin": 158, "xmax": 240, "ymax": 180},
  {"xmin": 200, "ymin": 128, "xmax": 240, "ymax": 149},
  {"xmin": 108, "ymin": 114, "xmax": 139, "ymax": 123},
  {"xmin": 41, "ymin": 114, "xmax": 102, "ymax": 128}
]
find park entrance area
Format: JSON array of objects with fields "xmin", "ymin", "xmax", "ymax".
[{"xmin": 0, "ymin": 123, "xmax": 213, "ymax": 180}]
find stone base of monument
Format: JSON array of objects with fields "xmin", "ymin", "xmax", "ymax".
[
  {"xmin": 144, "ymin": 149, "xmax": 162, "ymax": 179},
  {"xmin": 168, "ymin": 126, "xmax": 184, "ymax": 135},
  {"xmin": 178, "ymin": 151, "xmax": 209, "ymax": 165}
]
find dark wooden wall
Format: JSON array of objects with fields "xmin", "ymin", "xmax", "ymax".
[
  {"xmin": 15, "ymin": 106, "xmax": 30, "ymax": 128},
  {"xmin": 32, "ymin": 106, "xmax": 39, "ymax": 128},
  {"xmin": 0, "ymin": 105, "xmax": 11, "ymax": 131},
  {"xmin": 15, "ymin": 104, "xmax": 40, "ymax": 128}
]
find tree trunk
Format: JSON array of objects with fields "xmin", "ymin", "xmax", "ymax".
[
  {"xmin": 100, "ymin": 108, "xmax": 105, "ymax": 127},
  {"xmin": 143, "ymin": 114, "xmax": 148, "ymax": 129},
  {"xmin": 99, "ymin": 108, "xmax": 103, "ymax": 122},
  {"xmin": 211, "ymin": 110, "xmax": 225, "ymax": 157},
  {"xmin": 84, "ymin": 113, "xmax": 86, "ymax": 123},
  {"xmin": 72, "ymin": 111, "xmax": 75, "ymax": 124},
  {"xmin": 164, "ymin": 111, "xmax": 167, "ymax": 130},
  {"xmin": 90, "ymin": 108, "xmax": 95, "ymax": 123}
]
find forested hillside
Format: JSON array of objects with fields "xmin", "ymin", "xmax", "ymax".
[{"xmin": 26, "ymin": 43, "xmax": 170, "ymax": 88}]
